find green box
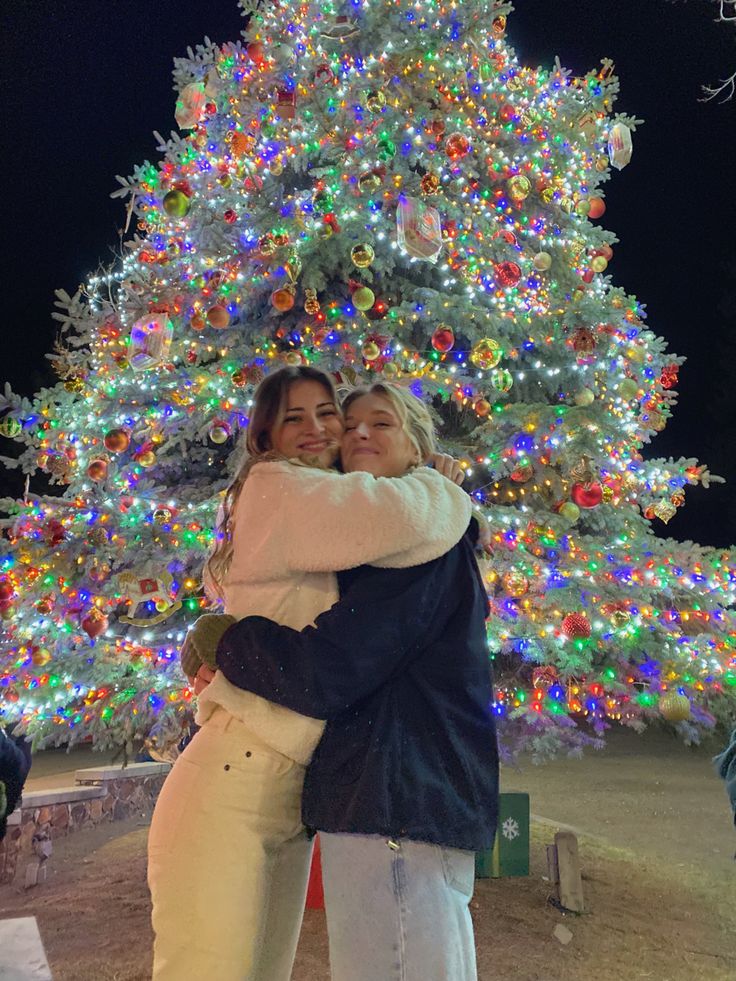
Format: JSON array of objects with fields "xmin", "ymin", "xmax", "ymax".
[{"xmin": 475, "ymin": 792, "xmax": 530, "ymax": 878}]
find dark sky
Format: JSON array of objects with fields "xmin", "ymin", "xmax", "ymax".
[{"xmin": 1, "ymin": 0, "xmax": 734, "ymax": 546}]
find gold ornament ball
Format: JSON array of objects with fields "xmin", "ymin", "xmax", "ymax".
[
  {"xmin": 533, "ymin": 252, "xmax": 552, "ymax": 272},
  {"xmin": 362, "ymin": 340, "xmax": 381, "ymax": 361},
  {"xmin": 540, "ymin": 187, "xmax": 555, "ymax": 204},
  {"xmin": 502, "ymin": 572, "xmax": 529, "ymax": 598},
  {"xmin": 155, "ymin": 598, "xmax": 170, "ymax": 613},
  {"xmin": 32, "ymin": 647, "xmax": 52, "ymax": 667},
  {"xmin": 162, "ymin": 189, "xmax": 191, "ymax": 218},
  {"xmin": 659, "ymin": 691, "xmax": 691, "ymax": 723},
  {"xmin": 601, "ymin": 485, "xmax": 615, "ymax": 503},
  {"xmin": 366, "ymin": 90, "xmax": 386, "ymax": 112},
  {"xmin": 351, "ymin": 244, "xmax": 375, "ymax": 268},
  {"xmin": 559, "ymin": 501, "xmax": 580, "ymax": 523},
  {"xmin": 507, "ymin": 175, "xmax": 531, "ymax": 201},
  {"xmin": 574, "ymin": 388, "xmax": 596, "ymax": 407},
  {"xmin": 590, "ymin": 255, "xmax": 608, "ymax": 274},
  {"xmin": 474, "ymin": 398, "xmax": 492, "ymax": 418},
  {"xmin": 470, "ymin": 337, "xmax": 502, "ymax": 370},
  {"xmin": 420, "ymin": 173, "xmax": 441, "ymax": 195},
  {"xmin": 648, "ymin": 410, "xmax": 666, "ymax": 432},
  {"xmin": 284, "ymin": 351, "xmax": 303, "ymax": 366},
  {"xmin": 209, "ymin": 424, "xmax": 230, "ymax": 445},
  {"xmin": 610, "ymin": 609, "xmax": 630, "ymax": 628},
  {"xmin": 137, "ymin": 450, "xmax": 156, "ymax": 468},
  {"xmin": 358, "ymin": 171, "xmax": 381, "ymax": 192},
  {"xmin": 231, "ymin": 368, "xmax": 248, "ymax": 388},
  {"xmin": 269, "ymin": 159, "xmax": 284, "ymax": 176},
  {"xmin": 353, "ymin": 287, "xmax": 376, "ymax": 311},
  {"xmin": 153, "ymin": 507, "xmax": 173, "ymax": 524},
  {"xmin": 64, "ymin": 377, "xmax": 86, "ymax": 394},
  {"xmin": 382, "ymin": 362, "xmax": 400, "ymax": 379}
]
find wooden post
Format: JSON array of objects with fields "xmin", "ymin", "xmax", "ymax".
[{"xmin": 554, "ymin": 831, "xmax": 584, "ymax": 913}]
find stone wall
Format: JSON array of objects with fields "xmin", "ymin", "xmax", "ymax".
[{"xmin": 0, "ymin": 762, "xmax": 171, "ymax": 887}]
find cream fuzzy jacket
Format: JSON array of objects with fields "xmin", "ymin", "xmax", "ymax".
[{"xmin": 197, "ymin": 460, "xmax": 472, "ymax": 763}]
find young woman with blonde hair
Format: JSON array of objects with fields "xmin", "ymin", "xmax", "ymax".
[
  {"xmin": 186, "ymin": 381, "xmax": 499, "ymax": 981},
  {"xmin": 147, "ymin": 366, "xmax": 474, "ymax": 981}
]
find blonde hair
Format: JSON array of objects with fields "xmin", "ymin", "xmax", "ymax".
[
  {"xmin": 341, "ymin": 383, "xmax": 437, "ymax": 466},
  {"xmin": 203, "ymin": 366, "xmax": 338, "ymax": 603}
]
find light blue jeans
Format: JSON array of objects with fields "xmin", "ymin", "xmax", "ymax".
[{"xmin": 320, "ymin": 832, "xmax": 478, "ymax": 981}]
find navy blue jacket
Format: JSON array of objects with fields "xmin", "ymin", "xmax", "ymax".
[
  {"xmin": 0, "ymin": 728, "xmax": 31, "ymax": 840},
  {"xmin": 216, "ymin": 532, "xmax": 499, "ymax": 852}
]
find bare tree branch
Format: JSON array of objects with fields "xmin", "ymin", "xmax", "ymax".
[{"xmin": 700, "ymin": 71, "xmax": 736, "ymax": 100}]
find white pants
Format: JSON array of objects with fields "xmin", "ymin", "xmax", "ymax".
[
  {"xmin": 321, "ymin": 832, "xmax": 478, "ymax": 981},
  {"xmin": 147, "ymin": 707, "xmax": 313, "ymax": 981}
]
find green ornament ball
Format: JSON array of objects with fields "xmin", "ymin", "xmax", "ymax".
[
  {"xmin": 0, "ymin": 417, "xmax": 22, "ymax": 438},
  {"xmin": 162, "ymin": 189, "xmax": 191, "ymax": 218},
  {"xmin": 490, "ymin": 367, "xmax": 513, "ymax": 393},
  {"xmin": 618, "ymin": 378, "xmax": 640, "ymax": 401},
  {"xmin": 353, "ymin": 287, "xmax": 376, "ymax": 311}
]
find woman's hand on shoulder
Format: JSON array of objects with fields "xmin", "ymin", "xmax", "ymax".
[{"xmin": 428, "ymin": 452, "xmax": 464, "ymax": 486}]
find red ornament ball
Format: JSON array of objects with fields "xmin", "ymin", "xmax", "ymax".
[
  {"xmin": 431, "ymin": 325, "xmax": 455, "ymax": 353},
  {"xmin": 207, "ymin": 305, "xmax": 231, "ymax": 329},
  {"xmin": 246, "ymin": 41, "xmax": 266, "ymax": 64},
  {"xmin": 86, "ymin": 459, "xmax": 109, "ymax": 482},
  {"xmin": 0, "ymin": 582, "xmax": 14, "ymax": 602},
  {"xmin": 445, "ymin": 133, "xmax": 471, "ymax": 160},
  {"xmin": 271, "ymin": 287, "xmax": 295, "ymax": 313},
  {"xmin": 495, "ymin": 261, "xmax": 522, "ymax": 287},
  {"xmin": 570, "ymin": 481, "xmax": 603, "ymax": 509},
  {"xmin": 223, "ymin": 209, "xmax": 238, "ymax": 224},
  {"xmin": 562, "ymin": 613, "xmax": 591, "ymax": 641},
  {"xmin": 587, "ymin": 197, "xmax": 606, "ymax": 219}
]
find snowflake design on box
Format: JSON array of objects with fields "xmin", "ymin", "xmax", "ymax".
[{"xmin": 502, "ymin": 817, "xmax": 520, "ymax": 841}]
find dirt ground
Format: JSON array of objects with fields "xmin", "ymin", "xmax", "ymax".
[{"xmin": 1, "ymin": 727, "xmax": 734, "ymax": 981}]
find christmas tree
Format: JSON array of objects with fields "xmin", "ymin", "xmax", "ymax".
[{"xmin": 1, "ymin": 0, "xmax": 734, "ymax": 759}]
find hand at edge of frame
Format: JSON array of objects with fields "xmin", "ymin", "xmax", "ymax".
[{"xmin": 428, "ymin": 452, "xmax": 464, "ymax": 486}]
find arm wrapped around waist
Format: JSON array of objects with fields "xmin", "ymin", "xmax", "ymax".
[{"xmin": 180, "ymin": 613, "xmax": 237, "ymax": 678}]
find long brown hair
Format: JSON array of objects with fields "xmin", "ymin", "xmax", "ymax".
[{"xmin": 203, "ymin": 365, "xmax": 339, "ymax": 602}]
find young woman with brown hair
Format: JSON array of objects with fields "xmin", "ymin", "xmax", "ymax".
[{"xmin": 147, "ymin": 367, "xmax": 473, "ymax": 981}]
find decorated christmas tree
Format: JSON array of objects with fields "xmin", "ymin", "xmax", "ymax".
[{"xmin": 1, "ymin": 0, "xmax": 734, "ymax": 759}]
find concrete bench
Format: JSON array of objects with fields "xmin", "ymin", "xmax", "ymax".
[
  {"xmin": 74, "ymin": 761, "xmax": 170, "ymax": 783},
  {"xmin": 20, "ymin": 786, "xmax": 103, "ymax": 809}
]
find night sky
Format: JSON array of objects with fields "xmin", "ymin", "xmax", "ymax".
[{"xmin": 1, "ymin": 0, "xmax": 734, "ymax": 545}]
